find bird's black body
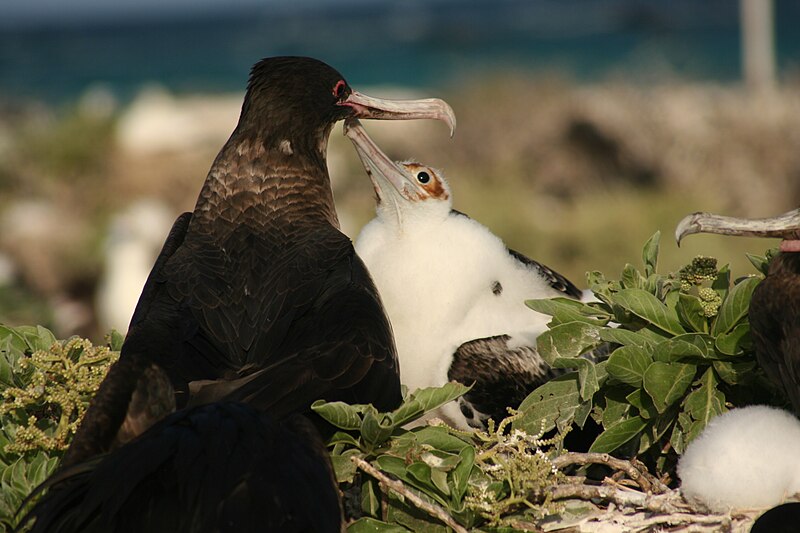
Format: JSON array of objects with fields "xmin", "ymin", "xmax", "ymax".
[
  {"xmin": 750, "ymin": 252, "xmax": 800, "ymax": 413},
  {"xmin": 19, "ymin": 403, "xmax": 342, "ymax": 533},
  {"xmin": 62, "ymin": 57, "xmax": 404, "ymax": 468}
]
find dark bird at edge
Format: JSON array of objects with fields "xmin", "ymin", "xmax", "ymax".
[
  {"xmin": 675, "ymin": 208, "xmax": 800, "ymax": 413},
  {"xmin": 15, "ymin": 57, "xmax": 455, "ymax": 533}
]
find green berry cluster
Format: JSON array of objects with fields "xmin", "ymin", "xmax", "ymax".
[{"xmin": 678, "ymin": 256, "xmax": 718, "ymax": 292}]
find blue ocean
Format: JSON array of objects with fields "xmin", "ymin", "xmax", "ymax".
[{"xmin": 1, "ymin": 0, "xmax": 799, "ymax": 105}]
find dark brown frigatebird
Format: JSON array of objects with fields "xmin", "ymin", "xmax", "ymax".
[
  {"xmin": 62, "ymin": 56, "xmax": 455, "ymax": 467},
  {"xmin": 675, "ymin": 208, "xmax": 800, "ymax": 413},
  {"xmin": 16, "ymin": 57, "xmax": 455, "ymax": 532}
]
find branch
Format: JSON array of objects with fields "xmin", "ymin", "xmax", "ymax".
[
  {"xmin": 551, "ymin": 452, "xmax": 669, "ymax": 493},
  {"xmin": 546, "ymin": 483, "xmax": 690, "ymax": 515},
  {"xmin": 351, "ymin": 456, "xmax": 469, "ymax": 533}
]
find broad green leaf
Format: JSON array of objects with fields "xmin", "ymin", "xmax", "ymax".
[
  {"xmin": 715, "ymin": 322, "xmax": 752, "ymax": 356},
  {"xmin": 451, "ymin": 446, "xmax": 475, "ymax": 503},
  {"xmin": 599, "ymin": 327, "xmax": 655, "ymax": 348},
  {"xmin": 514, "ymin": 374, "xmax": 585, "ymax": 435},
  {"xmin": 362, "ymin": 476, "xmax": 381, "ymax": 516},
  {"xmin": 613, "ymin": 288, "xmax": 686, "ymax": 336},
  {"xmin": 642, "ymin": 231, "xmax": 660, "ymax": 277},
  {"xmin": 589, "ymin": 415, "xmax": 647, "ymax": 453},
  {"xmin": 311, "ymin": 400, "xmax": 363, "ymax": 430},
  {"xmin": 328, "ymin": 431, "xmax": 361, "ymax": 449},
  {"xmin": 601, "ymin": 388, "xmax": 632, "ymax": 429},
  {"xmin": 409, "ymin": 426, "xmax": 472, "ymax": 453},
  {"xmin": 669, "ymin": 420, "xmax": 686, "ymax": 455},
  {"xmin": 361, "ymin": 409, "xmax": 395, "ymax": 447},
  {"xmin": 746, "ymin": 252, "xmax": 773, "ymax": 276},
  {"xmin": 651, "ymin": 338, "xmax": 706, "ymax": 363},
  {"xmin": 348, "ymin": 517, "xmax": 411, "ymax": 533},
  {"xmin": 620, "ymin": 263, "xmax": 646, "ymax": 290},
  {"xmin": 0, "ymin": 326, "xmax": 29, "ymax": 355},
  {"xmin": 526, "ymin": 298, "xmax": 610, "ymax": 326},
  {"xmin": 713, "ymin": 360, "xmax": 757, "ymax": 385},
  {"xmin": 329, "ymin": 450, "xmax": 360, "ymax": 483},
  {"xmin": 684, "ymin": 368, "xmax": 725, "ymax": 444},
  {"xmin": 670, "ymin": 333, "xmax": 716, "ymax": 356},
  {"xmin": 625, "ymin": 389, "xmax": 657, "ymax": 419},
  {"xmin": 396, "ymin": 383, "xmax": 470, "ymax": 423},
  {"xmin": 711, "ymin": 264, "xmax": 731, "ymax": 301},
  {"xmin": 606, "ymin": 345, "xmax": 653, "ymax": 387},
  {"xmin": 642, "ymin": 362, "xmax": 696, "ymax": 413},
  {"xmin": 108, "ymin": 329, "xmax": 125, "ymax": 351},
  {"xmin": 549, "ymin": 357, "xmax": 599, "ymax": 401},
  {"xmin": 677, "ymin": 293, "xmax": 708, "ymax": 333},
  {"xmin": 712, "ymin": 276, "xmax": 760, "ymax": 336},
  {"xmin": 536, "ymin": 321, "xmax": 602, "ymax": 364}
]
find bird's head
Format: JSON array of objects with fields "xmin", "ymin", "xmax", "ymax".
[
  {"xmin": 675, "ymin": 208, "xmax": 800, "ymax": 253},
  {"xmin": 344, "ymin": 119, "xmax": 452, "ymax": 224},
  {"xmin": 236, "ymin": 57, "xmax": 455, "ymax": 155}
]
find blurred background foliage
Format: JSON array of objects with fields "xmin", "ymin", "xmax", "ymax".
[{"xmin": 0, "ymin": 0, "xmax": 799, "ymax": 341}]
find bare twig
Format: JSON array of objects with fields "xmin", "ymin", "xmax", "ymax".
[
  {"xmin": 546, "ymin": 483, "xmax": 690, "ymax": 515},
  {"xmin": 551, "ymin": 452, "xmax": 670, "ymax": 494},
  {"xmin": 351, "ymin": 456, "xmax": 469, "ymax": 533}
]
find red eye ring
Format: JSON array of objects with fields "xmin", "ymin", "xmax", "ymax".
[{"xmin": 332, "ymin": 80, "xmax": 346, "ymax": 98}]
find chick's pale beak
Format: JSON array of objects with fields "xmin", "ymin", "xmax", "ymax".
[
  {"xmin": 675, "ymin": 209, "xmax": 800, "ymax": 246},
  {"xmin": 343, "ymin": 119, "xmax": 426, "ymax": 202},
  {"xmin": 339, "ymin": 90, "xmax": 456, "ymax": 137}
]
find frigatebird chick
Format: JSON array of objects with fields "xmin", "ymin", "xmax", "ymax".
[
  {"xmin": 18, "ymin": 401, "xmax": 343, "ymax": 533},
  {"xmin": 64, "ymin": 56, "xmax": 456, "ymax": 467},
  {"xmin": 676, "ymin": 208, "xmax": 800, "ymax": 413},
  {"xmin": 345, "ymin": 119, "xmax": 582, "ymax": 430},
  {"xmin": 678, "ymin": 405, "xmax": 800, "ymax": 512}
]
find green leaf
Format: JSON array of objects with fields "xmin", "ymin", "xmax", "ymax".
[
  {"xmin": 108, "ymin": 329, "xmax": 125, "ymax": 351},
  {"xmin": 746, "ymin": 252, "xmax": 773, "ymax": 276},
  {"xmin": 451, "ymin": 446, "xmax": 475, "ymax": 503},
  {"xmin": 330, "ymin": 450, "xmax": 360, "ymax": 483},
  {"xmin": 599, "ymin": 327, "xmax": 655, "ymax": 348},
  {"xmin": 642, "ymin": 362, "xmax": 696, "ymax": 413},
  {"xmin": 642, "ymin": 231, "xmax": 660, "ymax": 277},
  {"xmin": 650, "ymin": 338, "xmax": 706, "ymax": 363},
  {"xmin": 601, "ymin": 388, "xmax": 632, "ymax": 429},
  {"xmin": 613, "ymin": 288, "xmax": 686, "ymax": 336},
  {"xmin": 677, "ymin": 293, "xmax": 709, "ymax": 333},
  {"xmin": 361, "ymin": 409, "xmax": 395, "ymax": 448},
  {"xmin": 526, "ymin": 298, "xmax": 610, "ymax": 326},
  {"xmin": 392, "ymin": 383, "xmax": 470, "ymax": 427},
  {"xmin": 715, "ymin": 322, "xmax": 752, "ymax": 356},
  {"xmin": 713, "ymin": 360, "xmax": 757, "ymax": 385},
  {"xmin": 408, "ymin": 426, "xmax": 472, "ymax": 453},
  {"xmin": 348, "ymin": 517, "xmax": 411, "ymax": 533},
  {"xmin": 589, "ymin": 416, "xmax": 647, "ymax": 453},
  {"xmin": 684, "ymin": 368, "xmax": 725, "ymax": 444},
  {"xmin": 311, "ymin": 400, "xmax": 363, "ymax": 430},
  {"xmin": 711, "ymin": 264, "xmax": 731, "ymax": 301},
  {"xmin": 514, "ymin": 374, "xmax": 586, "ymax": 435},
  {"xmin": 362, "ymin": 476, "xmax": 381, "ymax": 516},
  {"xmin": 712, "ymin": 276, "xmax": 760, "ymax": 336},
  {"xmin": 606, "ymin": 345, "xmax": 653, "ymax": 387},
  {"xmin": 620, "ymin": 263, "xmax": 646, "ymax": 290},
  {"xmin": 536, "ymin": 321, "xmax": 602, "ymax": 364},
  {"xmin": 625, "ymin": 389, "xmax": 657, "ymax": 419}
]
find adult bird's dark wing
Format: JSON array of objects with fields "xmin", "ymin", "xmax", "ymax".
[
  {"xmin": 18, "ymin": 404, "xmax": 342, "ymax": 533},
  {"xmin": 447, "ymin": 334, "xmax": 559, "ymax": 428},
  {"xmin": 749, "ymin": 253, "xmax": 800, "ymax": 413}
]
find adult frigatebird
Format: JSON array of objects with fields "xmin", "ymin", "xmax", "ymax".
[
  {"xmin": 675, "ymin": 208, "xmax": 800, "ymax": 413},
  {"xmin": 63, "ymin": 57, "xmax": 456, "ymax": 467},
  {"xmin": 346, "ymin": 119, "xmax": 581, "ymax": 429}
]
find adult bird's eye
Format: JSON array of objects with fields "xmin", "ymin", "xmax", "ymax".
[
  {"xmin": 332, "ymin": 80, "xmax": 347, "ymax": 99},
  {"xmin": 417, "ymin": 171, "xmax": 431, "ymax": 184}
]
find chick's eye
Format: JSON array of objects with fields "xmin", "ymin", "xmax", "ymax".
[
  {"xmin": 416, "ymin": 171, "xmax": 431, "ymax": 184},
  {"xmin": 332, "ymin": 80, "xmax": 347, "ymax": 99}
]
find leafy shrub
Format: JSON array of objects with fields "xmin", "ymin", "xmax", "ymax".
[
  {"xmin": 0, "ymin": 325, "xmax": 120, "ymax": 531},
  {"xmin": 515, "ymin": 232, "xmax": 781, "ymax": 478}
]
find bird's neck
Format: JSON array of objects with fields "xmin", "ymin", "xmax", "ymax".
[
  {"xmin": 771, "ymin": 250, "xmax": 800, "ymax": 277},
  {"xmin": 191, "ymin": 130, "xmax": 339, "ymax": 236}
]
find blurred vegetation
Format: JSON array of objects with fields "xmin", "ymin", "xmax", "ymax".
[
  {"xmin": 0, "ymin": 325, "xmax": 121, "ymax": 531},
  {"xmin": 1, "ymin": 76, "xmax": 798, "ymax": 341}
]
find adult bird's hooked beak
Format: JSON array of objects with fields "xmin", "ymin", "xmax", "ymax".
[
  {"xmin": 343, "ymin": 118, "xmax": 428, "ymax": 205},
  {"xmin": 339, "ymin": 90, "xmax": 456, "ymax": 137},
  {"xmin": 675, "ymin": 208, "xmax": 800, "ymax": 252}
]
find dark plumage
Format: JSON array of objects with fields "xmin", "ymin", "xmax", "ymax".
[
  {"xmin": 64, "ymin": 56, "xmax": 455, "ymax": 467},
  {"xmin": 18, "ymin": 403, "xmax": 342, "ymax": 533},
  {"xmin": 676, "ymin": 208, "xmax": 800, "ymax": 413}
]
